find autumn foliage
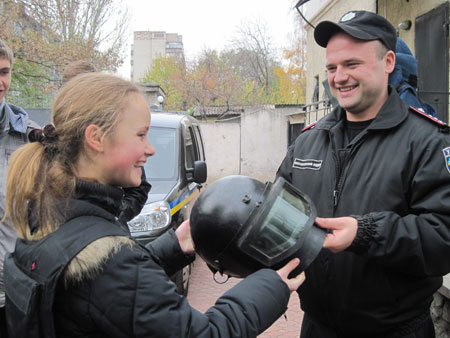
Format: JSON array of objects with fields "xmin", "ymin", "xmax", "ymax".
[{"xmin": 0, "ymin": 0, "xmax": 129, "ymax": 107}]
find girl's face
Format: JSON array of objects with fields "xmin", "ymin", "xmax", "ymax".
[{"xmin": 101, "ymin": 92, "xmax": 155, "ymax": 187}]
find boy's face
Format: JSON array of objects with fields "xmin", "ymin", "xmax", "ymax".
[{"xmin": 0, "ymin": 58, "xmax": 11, "ymax": 102}]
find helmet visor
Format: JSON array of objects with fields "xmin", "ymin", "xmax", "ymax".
[{"xmin": 238, "ymin": 177, "xmax": 317, "ymax": 267}]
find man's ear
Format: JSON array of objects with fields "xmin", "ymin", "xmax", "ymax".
[
  {"xmin": 385, "ymin": 50, "xmax": 396, "ymax": 74},
  {"xmin": 85, "ymin": 124, "xmax": 104, "ymax": 153}
]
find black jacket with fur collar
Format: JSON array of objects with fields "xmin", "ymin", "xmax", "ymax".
[{"xmin": 48, "ymin": 180, "xmax": 290, "ymax": 337}]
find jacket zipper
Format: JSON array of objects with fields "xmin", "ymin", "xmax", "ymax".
[
  {"xmin": 330, "ymin": 130, "xmax": 367, "ymax": 209},
  {"xmin": 329, "ymin": 132, "xmax": 341, "ymax": 209}
]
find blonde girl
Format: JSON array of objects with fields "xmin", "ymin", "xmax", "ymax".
[{"xmin": 6, "ymin": 72, "xmax": 303, "ymax": 337}]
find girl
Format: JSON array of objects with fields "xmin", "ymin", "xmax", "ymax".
[{"xmin": 5, "ymin": 73, "xmax": 304, "ymax": 337}]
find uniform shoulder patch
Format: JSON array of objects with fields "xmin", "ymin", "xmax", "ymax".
[
  {"xmin": 409, "ymin": 106, "xmax": 447, "ymax": 126},
  {"xmin": 409, "ymin": 106, "xmax": 449, "ymax": 133},
  {"xmin": 301, "ymin": 121, "xmax": 317, "ymax": 133}
]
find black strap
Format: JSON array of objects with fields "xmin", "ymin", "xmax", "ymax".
[
  {"xmin": 6, "ymin": 215, "xmax": 130, "ymax": 338},
  {"xmin": 13, "ymin": 215, "xmax": 130, "ymax": 283}
]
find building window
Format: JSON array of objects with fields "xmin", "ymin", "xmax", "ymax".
[{"xmin": 153, "ymin": 32, "xmax": 165, "ymax": 39}]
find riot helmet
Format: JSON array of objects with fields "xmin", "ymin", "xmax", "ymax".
[{"xmin": 190, "ymin": 175, "xmax": 326, "ymax": 278}]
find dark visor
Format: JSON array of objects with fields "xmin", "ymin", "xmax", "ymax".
[{"xmin": 237, "ymin": 177, "xmax": 317, "ymax": 267}]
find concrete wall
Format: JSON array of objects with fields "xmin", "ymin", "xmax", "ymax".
[
  {"xmin": 199, "ymin": 106, "xmax": 295, "ymax": 184},
  {"xmin": 240, "ymin": 107, "xmax": 289, "ymax": 182},
  {"xmin": 198, "ymin": 119, "xmax": 241, "ymax": 183},
  {"xmin": 25, "ymin": 108, "xmax": 51, "ymax": 127}
]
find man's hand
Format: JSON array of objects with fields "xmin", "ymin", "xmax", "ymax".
[{"xmin": 315, "ymin": 217, "xmax": 358, "ymax": 253}]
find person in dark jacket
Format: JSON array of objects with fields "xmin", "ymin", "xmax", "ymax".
[
  {"xmin": 388, "ymin": 37, "xmax": 437, "ymax": 117},
  {"xmin": 5, "ymin": 72, "xmax": 305, "ymax": 337},
  {"xmin": 0, "ymin": 38, "xmax": 40, "ymax": 338},
  {"xmin": 277, "ymin": 11, "xmax": 450, "ymax": 338}
]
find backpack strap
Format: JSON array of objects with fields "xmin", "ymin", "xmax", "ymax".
[
  {"xmin": 5, "ymin": 215, "xmax": 129, "ymax": 338},
  {"xmin": 13, "ymin": 216, "xmax": 129, "ymax": 282}
]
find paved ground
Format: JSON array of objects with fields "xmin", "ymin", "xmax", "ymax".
[{"xmin": 187, "ymin": 257, "xmax": 303, "ymax": 337}]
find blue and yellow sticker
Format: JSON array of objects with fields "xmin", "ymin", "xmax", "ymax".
[
  {"xmin": 169, "ymin": 186, "xmax": 200, "ymax": 215},
  {"xmin": 443, "ymin": 147, "xmax": 450, "ymax": 173}
]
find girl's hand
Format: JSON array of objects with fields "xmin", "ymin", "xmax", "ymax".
[
  {"xmin": 276, "ymin": 258, "xmax": 305, "ymax": 293},
  {"xmin": 175, "ymin": 220, "xmax": 195, "ymax": 254}
]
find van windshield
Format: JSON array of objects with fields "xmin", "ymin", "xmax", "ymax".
[{"xmin": 145, "ymin": 127, "xmax": 178, "ymax": 181}]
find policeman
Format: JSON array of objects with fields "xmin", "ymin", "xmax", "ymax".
[{"xmin": 277, "ymin": 10, "xmax": 450, "ymax": 338}]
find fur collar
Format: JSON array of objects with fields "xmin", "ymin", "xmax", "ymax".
[{"xmin": 63, "ymin": 235, "xmax": 135, "ymax": 286}]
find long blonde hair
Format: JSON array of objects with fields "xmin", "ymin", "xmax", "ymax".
[{"xmin": 6, "ymin": 73, "xmax": 140, "ymax": 240}]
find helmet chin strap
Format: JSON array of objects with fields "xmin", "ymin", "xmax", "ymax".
[
  {"xmin": 212, "ymin": 271, "xmax": 230, "ymax": 284},
  {"xmin": 205, "ymin": 262, "xmax": 230, "ymax": 284}
]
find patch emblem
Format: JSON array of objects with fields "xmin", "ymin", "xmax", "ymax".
[
  {"xmin": 340, "ymin": 12, "xmax": 356, "ymax": 22},
  {"xmin": 443, "ymin": 147, "xmax": 450, "ymax": 173},
  {"xmin": 293, "ymin": 158, "xmax": 322, "ymax": 171}
]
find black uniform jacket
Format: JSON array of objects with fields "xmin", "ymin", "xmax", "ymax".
[
  {"xmin": 277, "ymin": 89, "xmax": 450, "ymax": 337},
  {"xmin": 49, "ymin": 180, "xmax": 290, "ymax": 338}
]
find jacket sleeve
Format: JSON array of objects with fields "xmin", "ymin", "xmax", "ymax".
[
  {"xmin": 89, "ymin": 246, "xmax": 290, "ymax": 338},
  {"xmin": 144, "ymin": 229, "xmax": 195, "ymax": 276},
  {"xmin": 119, "ymin": 168, "xmax": 151, "ymax": 223},
  {"xmin": 349, "ymin": 132, "xmax": 450, "ymax": 277}
]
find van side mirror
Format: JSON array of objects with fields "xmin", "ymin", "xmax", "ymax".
[{"xmin": 186, "ymin": 160, "xmax": 207, "ymax": 184}]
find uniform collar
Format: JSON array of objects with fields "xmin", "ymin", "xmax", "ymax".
[
  {"xmin": 3, "ymin": 102, "xmax": 29, "ymax": 133},
  {"xmin": 316, "ymin": 86, "xmax": 408, "ymax": 131}
]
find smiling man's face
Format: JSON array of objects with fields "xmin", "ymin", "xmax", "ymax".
[
  {"xmin": 326, "ymin": 33, "xmax": 394, "ymax": 121},
  {"xmin": 0, "ymin": 58, "xmax": 11, "ymax": 102}
]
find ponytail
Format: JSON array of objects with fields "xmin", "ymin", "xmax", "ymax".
[{"xmin": 6, "ymin": 134, "xmax": 75, "ymax": 240}]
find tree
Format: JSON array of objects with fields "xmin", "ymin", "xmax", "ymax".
[
  {"xmin": 141, "ymin": 10, "xmax": 307, "ymax": 110},
  {"xmin": 228, "ymin": 19, "xmax": 280, "ymax": 100},
  {"xmin": 186, "ymin": 50, "xmax": 245, "ymax": 115},
  {"xmin": 143, "ymin": 51, "xmax": 246, "ymax": 115},
  {"xmin": 141, "ymin": 56, "xmax": 187, "ymax": 111},
  {"xmin": 273, "ymin": 26, "xmax": 307, "ymax": 104},
  {"xmin": 0, "ymin": 0, "xmax": 130, "ymax": 107}
]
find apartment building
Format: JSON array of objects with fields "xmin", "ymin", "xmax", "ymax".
[{"xmin": 131, "ymin": 31, "xmax": 184, "ymax": 83}]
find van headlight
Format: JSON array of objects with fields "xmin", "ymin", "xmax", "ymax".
[{"xmin": 127, "ymin": 201, "xmax": 172, "ymax": 234}]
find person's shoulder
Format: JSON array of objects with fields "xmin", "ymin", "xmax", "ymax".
[
  {"xmin": 6, "ymin": 102, "xmax": 25, "ymax": 115},
  {"xmin": 27, "ymin": 119, "xmax": 41, "ymax": 130},
  {"xmin": 65, "ymin": 235, "xmax": 135, "ymax": 282},
  {"xmin": 301, "ymin": 121, "xmax": 318, "ymax": 133},
  {"xmin": 408, "ymin": 106, "xmax": 449, "ymax": 133},
  {"xmin": 7, "ymin": 104, "xmax": 41, "ymax": 130}
]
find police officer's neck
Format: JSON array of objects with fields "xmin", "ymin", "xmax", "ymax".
[{"xmin": 345, "ymin": 91, "xmax": 389, "ymax": 122}]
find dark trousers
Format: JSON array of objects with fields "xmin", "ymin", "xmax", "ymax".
[
  {"xmin": 300, "ymin": 312, "xmax": 436, "ymax": 338},
  {"xmin": 0, "ymin": 307, "xmax": 7, "ymax": 338}
]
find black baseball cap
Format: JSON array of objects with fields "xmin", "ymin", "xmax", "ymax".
[{"xmin": 314, "ymin": 11, "xmax": 397, "ymax": 51}]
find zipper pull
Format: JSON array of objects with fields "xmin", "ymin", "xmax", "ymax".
[{"xmin": 333, "ymin": 190, "xmax": 338, "ymax": 206}]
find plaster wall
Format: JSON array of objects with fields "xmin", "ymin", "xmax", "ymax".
[
  {"xmin": 199, "ymin": 107, "xmax": 293, "ymax": 184},
  {"xmin": 198, "ymin": 119, "xmax": 241, "ymax": 183},
  {"xmin": 240, "ymin": 107, "xmax": 289, "ymax": 182}
]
